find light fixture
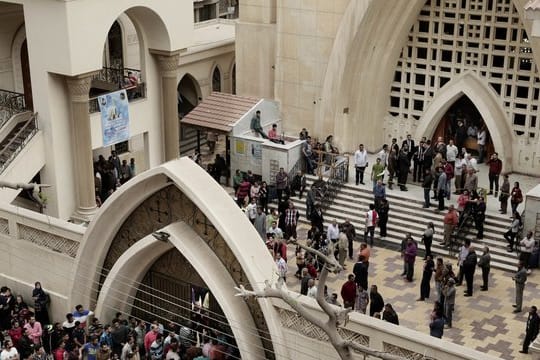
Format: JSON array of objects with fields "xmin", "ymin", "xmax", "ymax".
[{"xmin": 152, "ymin": 231, "xmax": 170, "ymax": 242}]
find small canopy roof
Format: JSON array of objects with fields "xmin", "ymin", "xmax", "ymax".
[{"xmin": 181, "ymin": 92, "xmax": 260, "ymax": 133}]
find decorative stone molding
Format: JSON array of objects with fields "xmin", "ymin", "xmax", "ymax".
[
  {"xmin": 150, "ymin": 49, "xmax": 182, "ymax": 77},
  {"xmin": 383, "ymin": 343, "xmax": 433, "ymax": 360},
  {"xmin": 277, "ymin": 308, "xmax": 370, "ymax": 347},
  {"xmin": 19, "ymin": 224, "xmax": 79, "ymax": 258},
  {"xmin": 0, "ymin": 218, "xmax": 8, "ymax": 235},
  {"xmin": 65, "ymin": 72, "xmax": 98, "ymax": 103}
]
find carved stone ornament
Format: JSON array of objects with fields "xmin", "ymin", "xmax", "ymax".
[{"xmin": 65, "ymin": 72, "xmax": 99, "ymax": 102}]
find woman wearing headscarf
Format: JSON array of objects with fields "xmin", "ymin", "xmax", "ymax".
[{"xmin": 32, "ymin": 282, "xmax": 50, "ymax": 325}]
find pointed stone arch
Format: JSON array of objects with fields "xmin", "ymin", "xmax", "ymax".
[
  {"xmin": 211, "ymin": 63, "xmax": 222, "ymax": 92},
  {"xmin": 177, "ymin": 73, "xmax": 202, "ymax": 116},
  {"xmin": 70, "ymin": 158, "xmax": 286, "ymax": 359},
  {"xmin": 11, "ymin": 24, "xmax": 26, "ymax": 94},
  {"xmin": 414, "ymin": 72, "xmax": 513, "ymax": 172}
]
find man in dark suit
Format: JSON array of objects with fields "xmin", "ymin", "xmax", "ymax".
[
  {"xmin": 520, "ymin": 306, "xmax": 540, "ymax": 354},
  {"xmin": 422, "ymin": 140, "xmax": 434, "ymax": 172},
  {"xmin": 402, "ymin": 134, "xmax": 416, "ymax": 162}
]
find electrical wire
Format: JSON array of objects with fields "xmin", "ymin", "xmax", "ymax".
[
  {"xmin": 67, "ymin": 246, "xmax": 319, "ymax": 356},
  {"xmin": 0, "ymin": 244, "xmax": 322, "ymax": 360}
]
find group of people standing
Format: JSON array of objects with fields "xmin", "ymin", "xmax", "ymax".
[{"xmin": 94, "ymin": 151, "xmax": 136, "ymax": 207}]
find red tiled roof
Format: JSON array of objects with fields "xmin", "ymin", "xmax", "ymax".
[{"xmin": 181, "ymin": 92, "xmax": 260, "ymax": 133}]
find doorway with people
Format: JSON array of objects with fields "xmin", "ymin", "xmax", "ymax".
[{"xmin": 431, "ymin": 95, "xmax": 494, "ymax": 162}]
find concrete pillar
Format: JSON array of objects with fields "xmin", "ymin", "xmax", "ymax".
[
  {"xmin": 151, "ymin": 50, "xmax": 181, "ymax": 161},
  {"xmin": 65, "ymin": 72, "xmax": 98, "ymax": 220}
]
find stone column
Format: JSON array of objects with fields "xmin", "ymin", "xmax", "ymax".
[
  {"xmin": 66, "ymin": 72, "xmax": 98, "ymax": 220},
  {"xmin": 151, "ymin": 49, "xmax": 182, "ymax": 161}
]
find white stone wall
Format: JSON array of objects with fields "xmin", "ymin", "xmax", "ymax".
[{"xmin": 274, "ymin": 0, "xmax": 349, "ymax": 135}]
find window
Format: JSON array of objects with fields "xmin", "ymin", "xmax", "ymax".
[
  {"xmin": 212, "ymin": 67, "xmax": 221, "ymax": 92},
  {"xmin": 114, "ymin": 141, "xmax": 129, "ymax": 154}
]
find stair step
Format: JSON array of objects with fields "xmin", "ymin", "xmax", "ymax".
[{"xmin": 288, "ymin": 175, "xmax": 517, "ymax": 272}]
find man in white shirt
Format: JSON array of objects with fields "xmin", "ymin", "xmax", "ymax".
[
  {"xmin": 0, "ymin": 340, "xmax": 18, "ymax": 360},
  {"xmin": 245, "ymin": 198, "xmax": 258, "ymax": 224},
  {"xmin": 364, "ymin": 204, "xmax": 378, "ymax": 246},
  {"xmin": 354, "ymin": 144, "xmax": 369, "ymax": 185},
  {"xmin": 377, "ymin": 144, "xmax": 389, "ymax": 168},
  {"xmin": 276, "ymin": 252, "xmax": 288, "ymax": 283},
  {"xmin": 267, "ymin": 221, "xmax": 283, "ymax": 239},
  {"xmin": 454, "ymin": 153, "xmax": 464, "ymax": 194},
  {"xmin": 307, "ymin": 279, "xmax": 318, "ymax": 298},
  {"xmin": 465, "ymin": 153, "xmax": 478, "ymax": 172},
  {"xmin": 327, "ymin": 219, "xmax": 340, "ymax": 245},
  {"xmin": 446, "ymin": 139, "xmax": 458, "ymax": 167},
  {"xmin": 520, "ymin": 231, "xmax": 535, "ymax": 274},
  {"xmin": 477, "ymin": 126, "xmax": 487, "ymax": 163}
]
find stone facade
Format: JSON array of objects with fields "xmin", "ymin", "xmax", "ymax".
[{"xmin": 237, "ymin": 0, "xmax": 540, "ymax": 175}]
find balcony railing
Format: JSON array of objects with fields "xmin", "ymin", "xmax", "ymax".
[
  {"xmin": 311, "ymin": 151, "xmax": 349, "ymax": 212},
  {"xmin": 0, "ymin": 113, "xmax": 38, "ymax": 174},
  {"xmin": 0, "ymin": 90, "xmax": 28, "ymax": 128},
  {"xmin": 89, "ymin": 82, "xmax": 146, "ymax": 114}
]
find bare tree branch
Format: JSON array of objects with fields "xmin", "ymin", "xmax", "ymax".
[{"xmin": 235, "ymin": 240, "xmax": 408, "ymax": 360}]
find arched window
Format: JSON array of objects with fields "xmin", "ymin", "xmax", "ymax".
[
  {"xmin": 212, "ymin": 67, "xmax": 221, "ymax": 92},
  {"xmin": 107, "ymin": 21, "xmax": 123, "ymax": 69}
]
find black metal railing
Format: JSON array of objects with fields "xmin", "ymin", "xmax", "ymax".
[
  {"xmin": 89, "ymin": 82, "xmax": 146, "ymax": 113},
  {"xmin": 0, "ymin": 90, "xmax": 28, "ymax": 128},
  {"xmin": 311, "ymin": 151, "xmax": 349, "ymax": 212},
  {"xmin": 92, "ymin": 67, "xmax": 142, "ymax": 88},
  {"xmin": 0, "ymin": 113, "xmax": 38, "ymax": 174}
]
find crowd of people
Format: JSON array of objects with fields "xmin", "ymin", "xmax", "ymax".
[
  {"xmin": 256, "ymin": 128, "xmax": 537, "ymax": 353},
  {"xmin": 94, "ymin": 151, "xmax": 136, "ymax": 207},
  {"xmin": 0, "ymin": 283, "xmax": 238, "ymax": 360}
]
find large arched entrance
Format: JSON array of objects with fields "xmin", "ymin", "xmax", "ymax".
[
  {"xmin": 431, "ymin": 95, "xmax": 494, "ymax": 157},
  {"xmin": 70, "ymin": 158, "xmax": 285, "ymax": 359},
  {"xmin": 414, "ymin": 72, "xmax": 513, "ymax": 171}
]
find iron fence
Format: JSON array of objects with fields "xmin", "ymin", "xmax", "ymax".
[{"xmin": 0, "ymin": 90, "xmax": 27, "ymax": 128}]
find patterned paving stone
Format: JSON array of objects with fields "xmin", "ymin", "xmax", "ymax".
[{"xmin": 282, "ymin": 223, "xmax": 536, "ymax": 359}]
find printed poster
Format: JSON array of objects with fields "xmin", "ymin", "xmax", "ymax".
[{"xmin": 98, "ymin": 89, "xmax": 130, "ymax": 146}]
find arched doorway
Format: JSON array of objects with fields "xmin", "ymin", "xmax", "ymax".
[
  {"xmin": 70, "ymin": 159, "xmax": 283, "ymax": 359},
  {"xmin": 414, "ymin": 72, "xmax": 513, "ymax": 171},
  {"xmin": 177, "ymin": 74, "xmax": 201, "ymax": 118},
  {"xmin": 20, "ymin": 39, "xmax": 33, "ymax": 111},
  {"xmin": 432, "ymin": 95, "xmax": 494, "ymax": 157}
]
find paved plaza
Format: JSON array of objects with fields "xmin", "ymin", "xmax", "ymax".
[{"xmin": 285, "ymin": 224, "xmax": 537, "ymax": 360}]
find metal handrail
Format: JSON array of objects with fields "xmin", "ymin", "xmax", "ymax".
[
  {"xmin": 310, "ymin": 150, "xmax": 349, "ymax": 212},
  {"xmin": 89, "ymin": 82, "xmax": 147, "ymax": 113},
  {"xmin": 0, "ymin": 90, "xmax": 27, "ymax": 128},
  {"xmin": 0, "ymin": 113, "xmax": 38, "ymax": 174}
]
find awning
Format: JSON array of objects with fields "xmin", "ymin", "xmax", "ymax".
[{"xmin": 181, "ymin": 92, "xmax": 260, "ymax": 133}]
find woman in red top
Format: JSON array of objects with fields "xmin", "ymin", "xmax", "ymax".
[
  {"xmin": 510, "ymin": 182, "xmax": 523, "ymax": 214},
  {"xmin": 53, "ymin": 341, "xmax": 67, "ymax": 360},
  {"xmin": 8, "ymin": 320, "xmax": 23, "ymax": 348}
]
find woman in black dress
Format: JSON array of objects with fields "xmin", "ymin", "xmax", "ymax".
[{"xmin": 32, "ymin": 282, "xmax": 50, "ymax": 325}]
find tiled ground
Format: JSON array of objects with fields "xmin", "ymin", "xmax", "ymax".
[
  {"xmin": 285, "ymin": 225, "xmax": 538, "ymax": 360},
  {"xmin": 204, "ymin": 135, "xmax": 540, "ymax": 358}
]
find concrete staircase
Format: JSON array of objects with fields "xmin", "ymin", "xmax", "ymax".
[
  {"xmin": 0, "ymin": 112, "xmax": 38, "ymax": 172},
  {"xmin": 289, "ymin": 175, "xmax": 517, "ymax": 272},
  {"xmin": 180, "ymin": 126, "xmax": 207, "ymax": 156}
]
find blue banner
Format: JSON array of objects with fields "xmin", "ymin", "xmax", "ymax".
[{"xmin": 98, "ymin": 89, "xmax": 130, "ymax": 146}]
